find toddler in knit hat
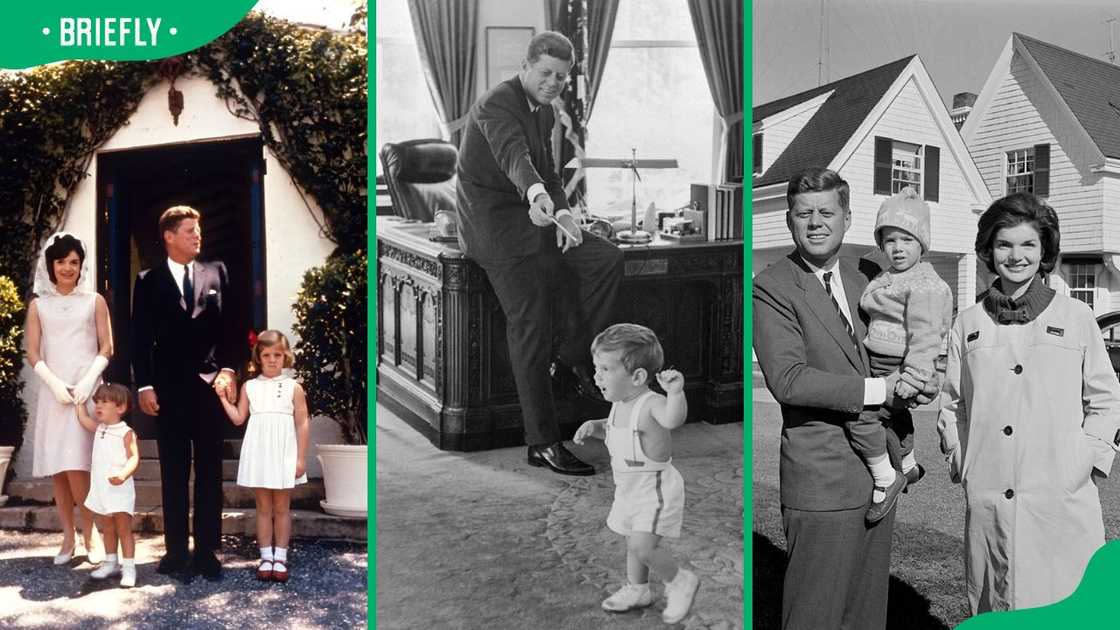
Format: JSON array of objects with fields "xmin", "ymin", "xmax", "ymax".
[{"xmin": 849, "ymin": 187, "xmax": 954, "ymax": 524}]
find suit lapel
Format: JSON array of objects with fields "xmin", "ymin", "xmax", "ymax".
[
  {"xmin": 190, "ymin": 262, "xmax": 206, "ymax": 317},
  {"xmin": 509, "ymin": 77, "xmax": 545, "ymax": 156},
  {"xmin": 790, "ymin": 254, "xmax": 863, "ymax": 372},
  {"xmin": 839, "ymin": 258, "xmax": 871, "ymax": 371}
]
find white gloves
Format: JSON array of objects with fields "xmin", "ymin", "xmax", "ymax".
[
  {"xmin": 34, "ymin": 361, "xmax": 74, "ymax": 405},
  {"xmin": 72, "ymin": 355, "xmax": 109, "ymax": 404}
]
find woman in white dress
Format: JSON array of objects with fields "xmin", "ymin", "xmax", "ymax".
[{"xmin": 24, "ymin": 233, "xmax": 113, "ymax": 564}]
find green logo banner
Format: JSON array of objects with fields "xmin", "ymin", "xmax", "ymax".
[{"xmin": 0, "ymin": 1, "xmax": 257, "ymax": 69}]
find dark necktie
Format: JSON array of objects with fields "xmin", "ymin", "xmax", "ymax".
[
  {"xmin": 822, "ymin": 271, "xmax": 857, "ymax": 342},
  {"xmin": 182, "ymin": 264, "xmax": 194, "ymax": 313}
]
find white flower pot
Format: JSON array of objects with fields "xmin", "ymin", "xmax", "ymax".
[
  {"xmin": 0, "ymin": 446, "xmax": 14, "ymax": 506},
  {"xmin": 316, "ymin": 444, "xmax": 367, "ymax": 518}
]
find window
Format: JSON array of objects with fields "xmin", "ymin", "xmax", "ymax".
[
  {"xmin": 1067, "ymin": 263, "xmax": 1097, "ymax": 310},
  {"xmin": 753, "ymin": 133, "xmax": 763, "ymax": 175},
  {"xmin": 1006, "ymin": 148, "xmax": 1034, "ymax": 194},
  {"xmin": 375, "ymin": 0, "xmax": 441, "ymax": 152},
  {"xmin": 891, "ymin": 141, "xmax": 922, "ymax": 195},
  {"xmin": 586, "ymin": 0, "xmax": 717, "ymax": 215},
  {"xmin": 1005, "ymin": 143, "xmax": 1051, "ymax": 196}
]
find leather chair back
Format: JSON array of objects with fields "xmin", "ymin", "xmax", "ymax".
[{"xmin": 378, "ymin": 139, "xmax": 459, "ymax": 223}]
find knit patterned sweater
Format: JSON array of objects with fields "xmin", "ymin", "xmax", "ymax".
[{"xmin": 859, "ymin": 260, "xmax": 954, "ymax": 379}]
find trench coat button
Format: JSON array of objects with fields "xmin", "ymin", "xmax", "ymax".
[
  {"xmin": 1012, "ymin": 364, "xmax": 1023, "ymax": 374},
  {"xmin": 1005, "ymin": 489, "xmax": 1015, "ymax": 499},
  {"xmin": 1003, "ymin": 426, "xmax": 1013, "ymax": 436}
]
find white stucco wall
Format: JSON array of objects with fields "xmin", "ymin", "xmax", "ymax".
[{"xmin": 14, "ymin": 73, "xmax": 344, "ymax": 480}]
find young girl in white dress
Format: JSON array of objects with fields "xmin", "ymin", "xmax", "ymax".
[
  {"xmin": 75, "ymin": 384, "xmax": 139, "ymax": 587},
  {"xmin": 216, "ymin": 330, "xmax": 309, "ymax": 583}
]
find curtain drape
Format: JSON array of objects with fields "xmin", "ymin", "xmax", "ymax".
[
  {"xmin": 687, "ymin": 0, "xmax": 743, "ymax": 183},
  {"xmin": 407, "ymin": 0, "xmax": 479, "ymax": 147}
]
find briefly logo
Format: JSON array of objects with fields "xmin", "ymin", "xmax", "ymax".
[{"xmin": 49, "ymin": 18, "xmax": 173, "ymax": 48}]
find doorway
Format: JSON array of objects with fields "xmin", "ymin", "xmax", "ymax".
[{"xmin": 96, "ymin": 136, "xmax": 267, "ymax": 438}]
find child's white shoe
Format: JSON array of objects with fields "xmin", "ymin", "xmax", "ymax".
[
  {"xmin": 601, "ymin": 582, "xmax": 652, "ymax": 612},
  {"xmin": 90, "ymin": 561, "xmax": 120, "ymax": 580},
  {"xmin": 662, "ymin": 568, "xmax": 700, "ymax": 624},
  {"xmin": 119, "ymin": 565, "xmax": 136, "ymax": 588}
]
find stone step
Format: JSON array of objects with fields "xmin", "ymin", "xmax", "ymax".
[
  {"xmin": 133, "ymin": 459, "xmax": 240, "ymax": 481},
  {"xmin": 6, "ymin": 479, "xmax": 325, "ymax": 509},
  {"xmin": 0, "ymin": 504, "xmax": 365, "ymax": 542},
  {"xmin": 137, "ymin": 439, "xmax": 243, "ymax": 460}
]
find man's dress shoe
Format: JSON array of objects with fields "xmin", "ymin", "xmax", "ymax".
[{"xmin": 527, "ymin": 442, "xmax": 595, "ymax": 476}]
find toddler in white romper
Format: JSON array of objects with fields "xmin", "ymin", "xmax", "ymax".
[{"xmin": 574, "ymin": 323, "xmax": 701, "ymax": 624}]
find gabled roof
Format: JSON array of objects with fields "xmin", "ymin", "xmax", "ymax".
[
  {"xmin": 753, "ymin": 56, "xmax": 914, "ymax": 187},
  {"xmin": 1015, "ymin": 33, "xmax": 1120, "ymax": 160}
]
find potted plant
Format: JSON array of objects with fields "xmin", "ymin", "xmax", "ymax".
[
  {"xmin": 292, "ymin": 250, "xmax": 367, "ymax": 518},
  {"xmin": 0, "ymin": 275, "xmax": 27, "ymax": 506}
]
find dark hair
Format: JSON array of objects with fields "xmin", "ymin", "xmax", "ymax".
[
  {"xmin": 44, "ymin": 235, "xmax": 85, "ymax": 285},
  {"xmin": 158, "ymin": 205, "xmax": 200, "ymax": 238},
  {"xmin": 92, "ymin": 383, "xmax": 131, "ymax": 412},
  {"xmin": 526, "ymin": 31, "xmax": 574, "ymax": 63},
  {"xmin": 975, "ymin": 192, "xmax": 1060, "ymax": 274},
  {"xmin": 786, "ymin": 167, "xmax": 850, "ymax": 213},
  {"xmin": 249, "ymin": 329, "xmax": 295, "ymax": 374},
  {"xmin": 591, "ymin": 323, "xmax": 664, "ymax": 385}
]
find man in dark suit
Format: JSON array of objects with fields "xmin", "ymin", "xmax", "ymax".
[
  {"xmin": 131, "ymin": 206, "xmax": 239, "ymax": 580},
  {"xmin": 753, "ymin": 168, "xmax": 935, "ymax": 629},
  {"xmin": 457, "ymin": 31, "xmax": 623, "ymax": 476}
]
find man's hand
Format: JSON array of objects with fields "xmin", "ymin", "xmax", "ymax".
[
  {"xmin": 902, "ymin": 366, "xmax": 940, "ymax": 407},
  {"xmin": 214, "ymin": 371, "xmax": 238, "ymax": 404},
  {"xmin": 139, "ymin": 389, "xmax": 160, "ymax": 416},
  {"xmin": 555, "ymin": 213, "xmax": 583, "ymax": 253},
  {"xmin": 528, "ymin": 193, "xmax": 554, "ymax": 227}
]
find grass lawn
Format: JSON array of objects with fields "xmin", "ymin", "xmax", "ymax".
[{"xmin": 751, "ymin": 398, "xmax": 1120, "ymax": 629}]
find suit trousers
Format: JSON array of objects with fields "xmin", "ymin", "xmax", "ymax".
[
  {"xmin": 781, "ymin": 503, "xmax": 894, "ymax": 630},
  {"xmin": 154, "ymin": 375, "xmax": 225, "ymax": 556},
  {"xmin": 480, "ymin": 230, "xmax": 623, "ymax": 446}
]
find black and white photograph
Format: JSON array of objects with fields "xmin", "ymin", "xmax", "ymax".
[
  {"xmin": 0, "ymin": 2, "xmax": 368, "ymax": 627},
  {"xmin": 375, "ymin": 0, "xmax": 743, "ymax": 627},
  {"xmin": 752, "ymin": 1, "xmax": 1120, "ymax": 628}
]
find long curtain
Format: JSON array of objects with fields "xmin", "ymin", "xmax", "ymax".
[
  {"xmin": 687, "ymin": 0, "xmax": 743, "ymax": 183},
  {"xmin": 544, "ymin": 0, "xmax": 620, "ymax": 202},
  {"xmin": 407, "ymin": 0, "xmax": 479, "ymax": 147}
]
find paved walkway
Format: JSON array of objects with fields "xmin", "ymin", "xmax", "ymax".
[
  {"xmin": 0, "ymin": 531, "xmax": 367, "ymax": 628},
  {"xmin": 376, "ymin": 404, "xmax": 744, "ymax": 629}
]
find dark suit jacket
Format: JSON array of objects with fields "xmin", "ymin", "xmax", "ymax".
[
  {"xmin": 130, "ymin": 259, "xmax": 238, "ymax": 397},
  {"xmin": 753, "ymin": 252, "xmax": 880, "ymax": 510},
  {"xmin": 456, "ymin": 76, "xmax": 568, "ymax": 264}
]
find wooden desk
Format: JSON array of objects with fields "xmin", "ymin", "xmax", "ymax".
[{"xmin": 376, "ymin": 216, "xmax": 742, "ymax": 451}]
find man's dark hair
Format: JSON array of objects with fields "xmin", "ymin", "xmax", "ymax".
[
  {"xmin": 526, "ymin": 31, "xmax": 574, "ymax": 63},
  {"xmin": 158, "ymin": 205, "xmax": 201, "ymax": 238},
  {"xmin": 786, "ymin": 166, "xmax": 850, "ymax": 213},
  {"xmin": 975, "ymin": 192, "xmax": 1061, "ymax": 274},
  {"xmin": 44, "ymin": 234, "xmax": 86, "ymax": 284}
]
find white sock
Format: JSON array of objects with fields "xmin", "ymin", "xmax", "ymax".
[
  {"xmin": 103, "ymin": 553, "xmax": 118, "ymax": 565},
  {"xmin": 901, "ymin": 451, "xmax": 917, "ymax": 474},
  {"xmin": 274, "ymin": 547, "xmax": 288, "ymax": 563},
  {"xmin": 868, "ymin": 458, "xmax": 896, "ymax": 503},
  {"xmin": 260, "ymin": 547, "xmax": 274, "ymax": 562},
  {"xmin": 121, "ymin": 558, "xmax": 135, "ymax": 569}
]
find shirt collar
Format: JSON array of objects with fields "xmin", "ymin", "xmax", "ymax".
[
  {"xmin": 798, "ymin": 254, "xmax": 839, "ymax": 280},
  {"xmin": 166, "ymin": 258, "xmax": 192, "ymax": 275},
  {"xmin": 526, "ymin": 96, "xmax": 540, "ymax": 113}
]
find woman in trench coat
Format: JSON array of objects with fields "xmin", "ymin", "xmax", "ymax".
[{"xmin": 937, "ymin": 192, "xmax": 1120, "ymax": 613}]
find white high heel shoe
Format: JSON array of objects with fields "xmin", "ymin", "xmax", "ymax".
[{"xmin": 53, "ymin": 542, "xmax": 76, "ymax": 565}]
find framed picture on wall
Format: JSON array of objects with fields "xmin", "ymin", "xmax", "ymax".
[{"xmin": 486, "ymin": 26, "xmax": 535, "ymax": 90}]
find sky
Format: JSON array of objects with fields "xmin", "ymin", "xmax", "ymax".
[{"xmin": 754, "ymin": 0, "xmax": 1120, "ymax": 108}]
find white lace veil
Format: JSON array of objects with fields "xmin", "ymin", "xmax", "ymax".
[{"xmin": 32, "ymin": 232, "xmax": 95, "ymax": 297}]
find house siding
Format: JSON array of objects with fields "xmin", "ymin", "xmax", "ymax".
[
  {"xmin": 966, "ymin": 54, "xmax": 1106, "ymax": 253},
  {"xmin": 758, "ymin": 103, "xmax": 826, "ymax": 176}
]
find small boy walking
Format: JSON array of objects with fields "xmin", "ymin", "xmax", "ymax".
[
  {"xmin": 574, "ymin": 323, "xmax": 700, "ymax": 624},
  {"xmin": 854, "ymin": 187, "xmax": 954, "ymax": 522}
]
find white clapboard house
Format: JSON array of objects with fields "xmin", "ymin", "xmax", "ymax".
[
  {"xmin": 753, "ymin": 55, "xmax": 991, "ymax": 313},
  {"xmin": 961, "ymin": 33, "xmax": 1120, "ymax": 317}
]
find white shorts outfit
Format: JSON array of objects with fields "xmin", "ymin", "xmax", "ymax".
[
  {"xmin": 84, "ymin": 421, "xmax": 136, "ymax": 516},
  {"xmin": 237, "ymin": 375, "xmax": 308, "ymax": 489},
  {"xmin": 605, "ymin": 391, "xmax": 685, "ymax": 538}
]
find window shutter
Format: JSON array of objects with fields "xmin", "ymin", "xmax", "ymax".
[
  {"xmin": 874, "ymin": 136, "xmax": 892, "ymax": 195},
  {"xmin": 753, "ymin": 133, "xmax": 763, "ymax": 175},
  {"xmin": 923, "ymin": 145, "xmax": 940, "ymax": 202},
  {"xmin": 1033, "ymin": 143, "xmax": 1050, "ymax": 197}
]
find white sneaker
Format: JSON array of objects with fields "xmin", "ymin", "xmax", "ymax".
[
  {"xmin": 90, "ymin": 561, "xmax": 121, "ymax": 580},
  {"xmin": 662, "ymin": 569, "xmax": 700, "ymax": 624},
  {"xmin": 601, "ymin": 583, "xmax": 652, "ymax": 612},
  {"xmin": 119, "ymin": 565, "xmax": 136, "ymax": 588}
]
